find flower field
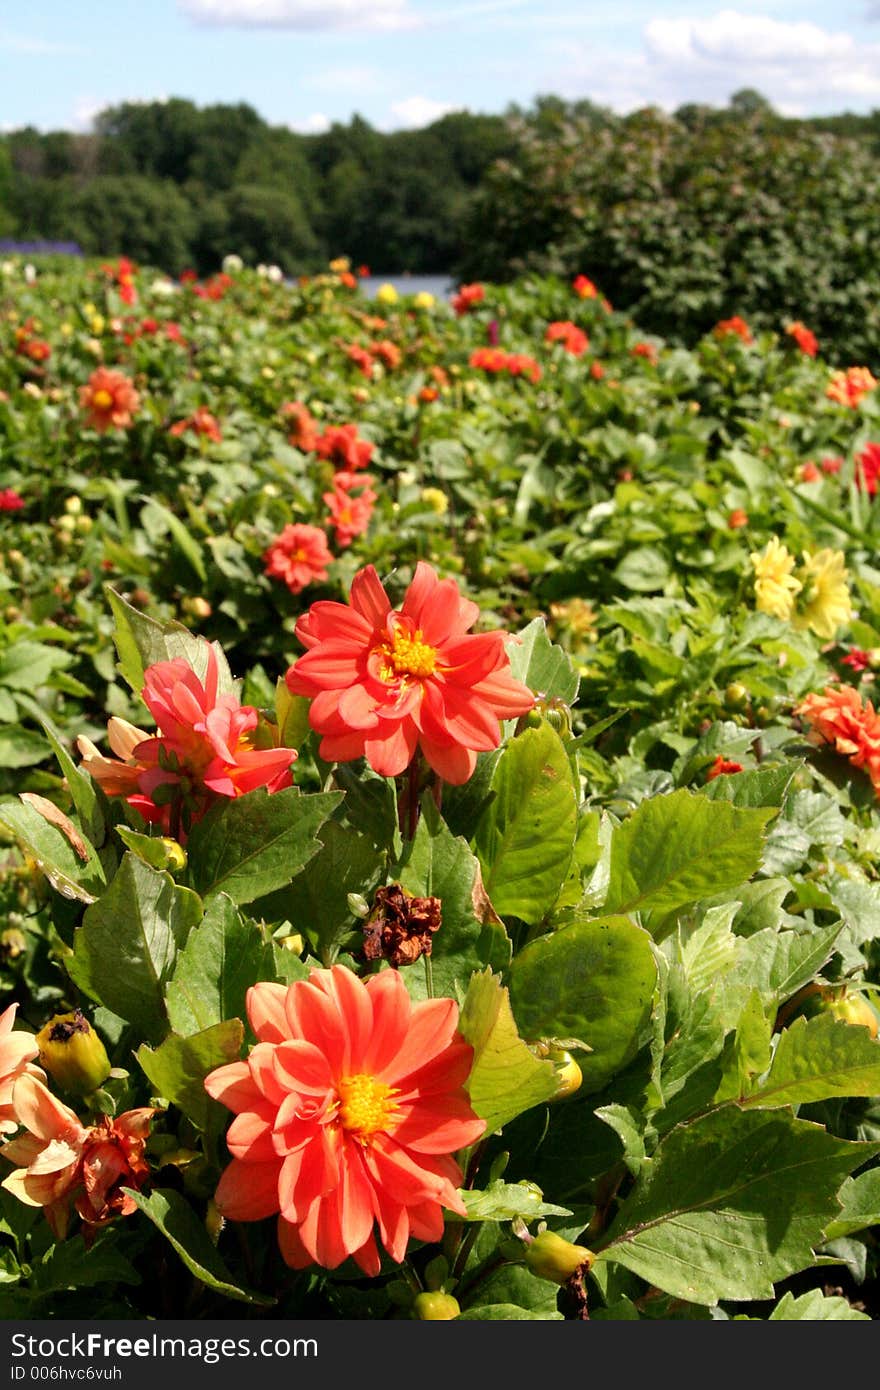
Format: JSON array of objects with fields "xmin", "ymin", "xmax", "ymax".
[{"xmin": 2, "ymin": 254, "xmax": 880, "ymax": 1320}]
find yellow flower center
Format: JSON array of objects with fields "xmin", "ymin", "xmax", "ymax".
[
  {"xmin": 92, "ymin": 389, "xmax": 113, "ymax": 409},
  {"xmin": 337, "ymin": 1073, "xmax": 400, "ymax": 1142},
  {"xmin": 380, "ymin": 626, "xmax": 438, "ymax": 681}
]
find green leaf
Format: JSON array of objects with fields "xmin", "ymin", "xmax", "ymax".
[
  {"xmin": 69, "ymin": 854, "xmax": 202, "ymax": 1041},
  {"xmin": 0, "ymin": 641, "xmax": 71, "ymax": 691},
  {"xmin": 0, "ymin": 727, "xmax": 51, "ymax": 767},
  {"xmin": 459, "ymin": 1181, "xmax": 571, "ymax": 1223},
  {"xmin": 126, "ymin": 1189, "xmax": 274, "ymax": 1306},
  {"xmin": 824, "ymin": 1169, "xmax": 880, "ymax": 1240},
  {"xmin": 614, "ymin": 546, "xmax": 669, "ymax": 592},
  {"xmin": 274, "ymin": 678, "xmax": 311, "ymax": 750},
  {"xmin": 509, "ymin": 916, "xmax": 656, "ymax": 1093},
  {"xmin": 766, "ymin": 1290, "xmax": 869, "ymax": 1321},
  {"xmin": 713, "ymin": 990, "xmax": 773, "ymax": 1104},
  {"xmin": 596, "ymin": 1107, "xmax": 877, "ymax": 1305},
  {"xmin": 137, "ymin": 1020, "xmax": 243, "ymax": 1130},
  {"xmin": 603, "ymin": 789, "xmax": 773, "ymax": 933},
  {"xmin": 731, "ymin": 923, "xmax": 844, "ymax": 1006},
  {"xmin": 41, "ymin": 722, "xmax": 105, "ymax": 845},
  {"xmin": 458, "ymin": 970, "xmax": 559, "ymax": 1134},
  {"xmin": 506, "ymin": 616, "xmax": 579, "ymax": 704},
  {"xmin": 260, "ymin": 821, "xmax": 382, "ymax": 967},
  {"xmin": 105, "ymin": 587, "xmax": 235, "ymax": 695},
  {"xmin": 140, "ymin": 495, "xmax": 207, "ymax": 582},
  {"xmin": 0, "ymin": 797, "xmax": 106, "ymax": 903},
  {"xmin": 185, "ymin": 787, "xmax": 340, "ymax": 905},
  {"xmin": 166, "ymin": 894, "xmax": 275, "ymax": 1035},
  {"xmin": 595, "ymin": 1104, "xmax": 646, "ymax": 1176},
  {"xmin": 30, "ymin": 1235, "xmax": 140, "ymax": 1295},
  {"xmin": 397, "ymin": 799, "xmax": 511, "ymax": 997},
  {"xmin": 473, "ymin": 722, "xmax": 578, "ymax": 923},
  {"xmin": 741, "ymin": 1013, "xmax": 880, "ymax": 1108},
  {"xmin": 115, "ymin": 826, "xmax": 183, "ymax": 871},
  {"xmin": 703, "ymin": 763, "xmax": 797, "ymax": 808}
]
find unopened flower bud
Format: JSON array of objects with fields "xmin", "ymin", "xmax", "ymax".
[
  {"xmin": 724, "ymin": 682, "xmax": 749, "ymax": 710},
  {"xmin": 548, "ymin": 1049, "xmax": 583, "ymax": 1100},
  {"xmin": 412, "ymin": 1292, "xmax": 460, "ymax": 1320},
  {"xmin": 36, "ymin": 1010, "xmax": 111, "ymax": 1096},
  {"xmin": 181, "ymin": 596, "xmax": 212, "ymax": 619},
  {"xmin": 157, "ymin": 838, "xmax": 188, "ymax": 872},
  {"xmin": 0, "ymin": 927, "xmax": 27, "ymax": 960},
  {"xmin": 281, "ymin": 933, "xmax": 304, "ymax": 956},
  {"xmin": 524, "ymin": 1230, "xmax": 593, "ymax": 1285}
]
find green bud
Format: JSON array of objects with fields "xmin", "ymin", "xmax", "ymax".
[
  {"xmin": 724, "ymin": 682, "xmax": 749, "ymax": 711},
  {"xmin": 157, "ymin": 838, "xmax": 187, "ymax": 872},
  {"xmin": 36, "ymin": 1010, "xmax": 111, "ymax": 1096},
  {"xmin": 548, "ymin": 1049, "xmax": 583, "ymax": 1101},
  {"xmin": 524, "ymin": 1231, "xmax": 593, "ymax": 1285},
  {"xmin": 412, "ymin": 1292, "xmax": 460, "ymax": 1320}
]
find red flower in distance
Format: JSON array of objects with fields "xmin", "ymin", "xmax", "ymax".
[
  {"xmin": 315, "ymin": 424, "xmax": 374, "ymax": 471},
  {"xmin": 204, "ymin": 965, "xmax": 485, "ymax": 1274},
  {"xmin": 827, "ymin": 367, "xmax": 877, "ymax": 408},
  {"xmin": 786, "ymin": 321, "xmax": 818, "ymax": 357},
  {"xmin": 705, "ymin": 755, "xmax": 744, "ymax": 781},
  {"xmin": 264, "ymin": 523, "xmax": 333, "ymax": 596},
  {"xmin": 572, "ymin": 274, "xmax": 598, "ymax": 299},
  {"xmin": 169, "ymin": 407, "xmax": 222, "ymax": 443},
  {"xmin": 451, "ymin": 283, "xmax": 485, "ymax": 316},
  {"xmin": 280, "ymin": 401, "xmax": 319, "ymax": 452},
  {"xmin": 79, "ymin": 368, "xmax": 140, "ymax": 433},
  {"xmin": 631, "ymin": 341, "xmax": 659, "ymax": 365},
  {"xmin": 856, "ymin": 443, "xmax": 880, "ymax": 497},
  {"xmin": 0, "ymin": 488, "xmax": 25, "ymax": 513},
  {"xmin": 323, "ymin": 475, "xmax": 377, "ymax": 549},
  {"xmin": 713, "ymin": 316, "xmax": 753, "ymax": 344},
  {"xmin": 545, "ymin": 321, "xmax": 589, "ymax": 356},
  {"xmin": 286, "ymin": 561, "xmax": 535, "ymax": 783}
]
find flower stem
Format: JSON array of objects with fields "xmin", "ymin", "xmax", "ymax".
[{"xmin": 424, "ymin": 950, "xmax": 435, "ymax": 999}]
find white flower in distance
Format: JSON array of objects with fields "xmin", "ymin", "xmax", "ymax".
[{"xmin": 222, "ymin": 254, "xmax": 244, "ymax": 273}]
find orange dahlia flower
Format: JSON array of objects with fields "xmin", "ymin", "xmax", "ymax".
[
  {"xmin": 169, "ymin": 407, "xmax": 222, "ymax": 443},
  {"xmin": 1, "ymin": 1074, "xmax": 155, "ymax": 1238},
  {"xmin": 323, "ymin": 474, "xmax": 377, "ymax": 549},
  {"xmin": 797, "ymin": 685, "xmax": 880, "ymax": 792},
  {"xmin": 572, "ymin": 274, "xmax": 598, "ymax": 299},
  {"xmin": 713, "ymin": 316, "xmax": 753, "ymax": 344},
  {"xmin": 78, "ymin": 642, "xmax": 296, "ymax": 834},
  {"xmin": 315, "ymin": 424, "xmax": 374, "ymax": 471},
  {"xmin": 264, "ymin": 523, "xmax": 333, "ymax": 596},
  {"xmin": 545, "ymin": 321, "xmax": 589, "ymax": 356},
  {"xmin": 0, "ymin": 1004, "xmax": 43, "ymax": 1137},
  {"xmin": 786, "ymin": 321, "xmax": 818, "ymax": 357},
  {"xmin": 451, "ymin": 283, "xmax": 485, "ymax": 316},
  {"xmin": 79, "ymin": 367, "xmax": 140, "ymax": 432},
  {"xmin": 826, "ymin": 366, "xmax": 878, "ymax": 408},
  {"xmin": 205, "ymin": 965, "xmax": 485, "ymax": 1274},
  {"xmin": 280, "ymin": 401, "xmax": 319, "ymax": 453},
  {"xmin": 856, "ymin": 442, "xmax": 880, "ymax": 497},
  {"xmin": 286, "ymin": 561, "xmax": 534, "ymax": 783}
]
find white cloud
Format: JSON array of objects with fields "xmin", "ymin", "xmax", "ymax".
[
  {"xmin": 179, "ymin": 0, "xmax": 415, "ymax": 30},
  {"xmin": 388, "ymin": 96, "xmax": 460, "ymax": 128},
  {"xmin": 290, "ymin": 112, "xmax": 332, "ymax": 133},
  {"xmin": 542, "ymin": 10, "xmax": 880, "ymax": 114}
]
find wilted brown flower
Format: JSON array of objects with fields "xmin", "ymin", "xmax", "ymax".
[{"xmin": 362, "ymin": 884, "xmax": 441, "ymax": 967}]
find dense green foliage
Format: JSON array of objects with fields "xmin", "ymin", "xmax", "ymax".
[{"xmin": 2, "ymin": 257, "xmax": 880, "ymax": 1320}]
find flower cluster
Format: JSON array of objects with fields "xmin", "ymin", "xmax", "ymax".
[
  {"xmin": 545, "ymin": 321, "xmax": 589, "ymax": 356},
  {"xmin": 451, "ymin": 282, "xmax": 485, "ymax": 316},
  {"xmin": 827, "ymin": 366, "xmax": 878, "ymax": 408},
  {"xmin": 469, "ymin": 347, "xmax": 541, "ymax": 384},
  {"xmin": 286, "ymin": 561, "xmax": 534, "ymax": 783},
  {"xmin": 204, "ymin": 965, "xmax": 485, "ymax": 1274},
  {"xmin": 797, "ymin": 686, "xmax": 880, "ymax": 794},
  {"xmin": 750, "ymin": 538, "xmax": 853, "ymax": 638},
  {"xmin": 79, "ymin": 367, "xmax": 140, "ymax": 433},
  {"xmin": 714, "ymin": 316, "xmax": 753, "ymax": 343},
  {"xmin": 1, "ymin": 1073, "xmax": 155, "ymax": 1238},
  {"xmin": 169, "ymin": 407, "xmax": 222, "ymax": 443},
  {"xmin": 100, "ymin": 256, "xmax": 138, "ymax": 306},
  {"xmin": 78, "ymin": 642, "xmax": 296, "ymax": 836},
  {"xmin": 786, "ymin": 321, "xmax": 819, "ymax": 357}
]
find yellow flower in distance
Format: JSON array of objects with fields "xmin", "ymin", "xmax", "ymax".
[
  {"xmin": 413, "ymin": 291, "xmax": 435, "ymax": 309},
  {"xmin": 376, "ymin": 282, "xmax": 399, "ymax": 306},
  {"xmin": 750, "ymin": 536, "xmax": 801, "ymax": 621},
  {"xmin": 795, "ymin": 549, "xmax": 853, "ymax": 639}
]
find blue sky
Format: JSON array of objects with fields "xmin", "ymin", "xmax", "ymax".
[{"xmin": 3, "ymin": 0, "xmax": 880, "ymax": 135}]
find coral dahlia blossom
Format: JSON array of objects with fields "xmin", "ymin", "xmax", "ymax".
[
  {"xmin": 0, "ymin": 1004, "xmax": 43, "ymax": 1137},
  {"xmin": 286, "ymin": 562, "xmax": 535, "ymax": 783},
  {"xmin": 797, "ymin": 686, "xmax": 880, "ymax": 793},
  {"xmin": 79, "ymin": 367, "xmax": 140, "ymax": 432},
  {"xmin": 264, "ymin": 523, "xmax": 333, "ymax": 595},
  {"xmin": 205, "ymin": 965, "xmax": 485, "ymax": 1274},
  {"xmin": 78, "ymin": 642, "xmax": 296, "ymax": 834}
]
